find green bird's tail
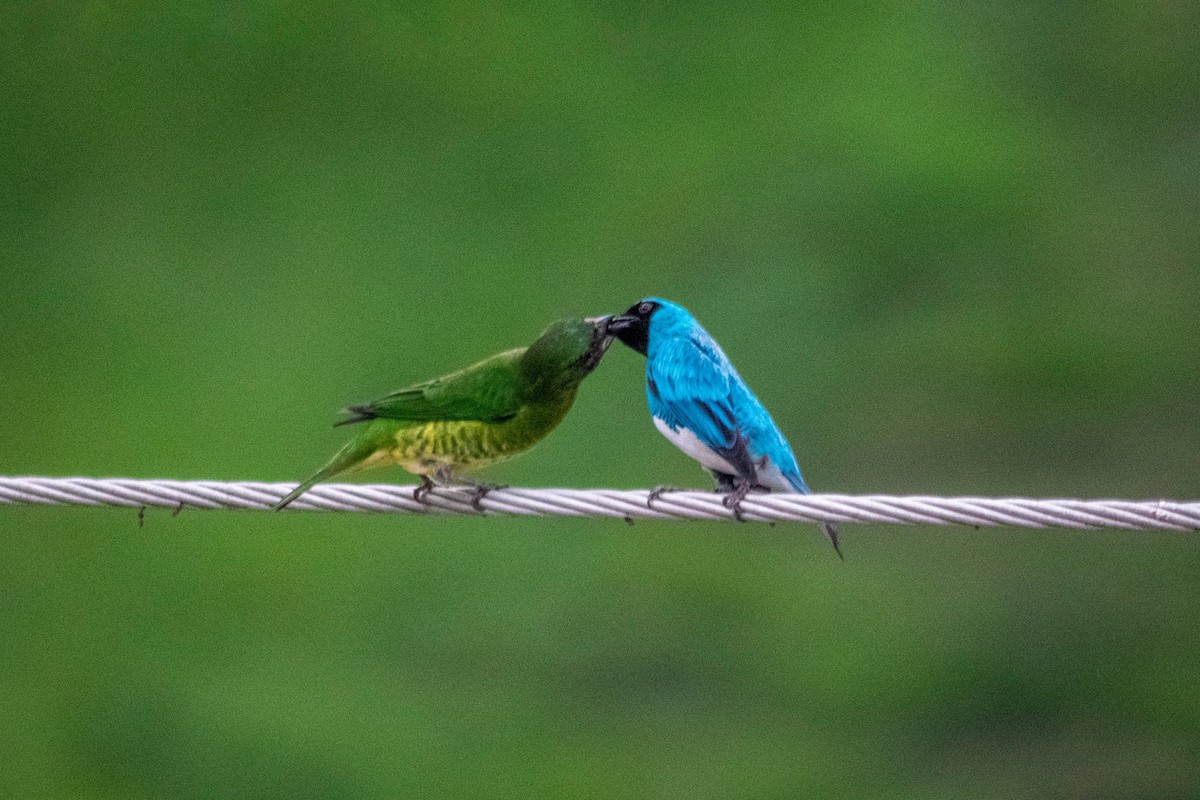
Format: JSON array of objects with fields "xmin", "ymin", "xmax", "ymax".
[{"xmin": 274, "ymin": 424, "xmax": 389, "ymax": 510}]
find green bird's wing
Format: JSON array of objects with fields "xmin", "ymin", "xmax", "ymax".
[{"xmin": 339, "ymin": 348, "xmax": 525, "ymax": 425}]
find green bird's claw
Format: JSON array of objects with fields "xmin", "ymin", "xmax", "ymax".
[
  {"xmin": 466, "ymin": 483, "xmax": 506, "ymax": 512},
  {"xmin": 413, "ymin": 476, "xmax": 435, "ymax": 504}
]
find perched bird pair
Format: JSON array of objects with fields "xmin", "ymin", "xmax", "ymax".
[{"xmin": 277, "ymin": 299, "xmax": 839, "ymax": 556}]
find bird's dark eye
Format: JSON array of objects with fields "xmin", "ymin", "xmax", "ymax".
[{"xmin": 638, "ymin": 302, "xmax": 655, "ymax": 316}]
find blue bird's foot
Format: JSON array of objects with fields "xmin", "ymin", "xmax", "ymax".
[
  {"xmin": 721, "ymin": 480, "xmax": 768, "ymax": 522},
  {"xmin": 413, "ymin": 475, "xmax": 436, "ymax": 503},
  {"xmin": 722, "ymin": 481, "xmax": 752, "ymax": 522},
  {"xmin": 647, "ymin": 485, "xmax": 679, "ymax": 508}
]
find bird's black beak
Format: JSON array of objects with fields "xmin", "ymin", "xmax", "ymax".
[
  {"xmin": 605, "ymin": 315, "xmax": 639, "ymax": 334},
  {"xmin": 604, "ymin": 313, "xmax": 649, "ymax": 355}
]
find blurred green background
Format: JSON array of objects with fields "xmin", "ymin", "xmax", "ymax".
[{"xmin": 3, "ymin": 3, "xmax": 1198, "ymax": 798}]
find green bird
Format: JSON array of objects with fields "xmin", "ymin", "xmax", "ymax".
[{"xmin": 275, "ymin": 316, "xmax": 616, "ymax": 509}]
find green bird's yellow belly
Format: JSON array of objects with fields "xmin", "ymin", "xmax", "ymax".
[{"xmin": 364, "ymin": 395, "xmax": 576, "ymax": 479}]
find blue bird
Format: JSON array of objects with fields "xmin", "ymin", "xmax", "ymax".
[{"xmin": 608, "ymin": 298, "xmax": 841, "ymax": 557}]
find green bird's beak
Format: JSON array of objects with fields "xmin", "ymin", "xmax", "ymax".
[
  {"xmin": 578, "ymin": 315, "xmax": 616, "ymax": 370},
  {"xmin": 585, "ymin": 314, "xmax": 614, "ymax": 335}
]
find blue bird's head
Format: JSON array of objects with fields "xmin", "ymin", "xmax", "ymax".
[{"xmin": 607, "ymin": 297, "xmax": 694, "ymax": 355}]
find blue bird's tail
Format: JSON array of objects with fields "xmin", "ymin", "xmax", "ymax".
[
  {"xmin": 819, "ymin": 522, "xmax": 843, "ymax": 560},
  {"xmin": 784, "ymin": 472, "xmax": 842, "ymax": 560}
]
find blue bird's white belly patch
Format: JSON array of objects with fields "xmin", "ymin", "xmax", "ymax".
[
  {"xmin": 756, "ymin": 459, "xmax": 799, "ymax": 493},
  {"xmin": 653, "ymin": 416, "xmax": 737, "ymax": 475}
]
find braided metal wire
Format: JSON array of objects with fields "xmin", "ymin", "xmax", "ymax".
[{"xmin": 1, "ymin": 476, "xmax": 1197, "ymax": 530}]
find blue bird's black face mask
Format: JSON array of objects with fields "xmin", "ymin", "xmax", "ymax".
[{"xmin": 607, "ymin": 301, "xmax": 659, "ymax": 356}]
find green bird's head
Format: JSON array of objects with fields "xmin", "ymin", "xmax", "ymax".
[{"xmin": 520, "ymin": 316, "xmax": 615, "ymax": 396}]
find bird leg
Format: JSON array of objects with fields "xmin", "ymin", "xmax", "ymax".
[
  {"xmin": 721, "ymin": 478, "xmax": 770, "ymax": 522},
  {"xmin": 436, "ymin": 470, "xmax": 507, "ymax": 512},
  {"xmin": 413, "ymin": 475, "xmax": 436, "ymax": 503}
]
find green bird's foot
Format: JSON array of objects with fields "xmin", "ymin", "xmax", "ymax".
[
  {"xmin": 465, "ymin": 483, "xmax": 507, "ymax": 512},
  {"xmin": 646, "ymin": 485, "xmax": 679, "ymax": 508},
  {"xmin": 413, "ymin": 475, "xmax": 436, "ymax": 503}
]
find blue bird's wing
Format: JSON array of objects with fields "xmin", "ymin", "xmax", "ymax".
[{"xmin": 647, "ymin": 335, "xmax": 756, "ymax": 479}]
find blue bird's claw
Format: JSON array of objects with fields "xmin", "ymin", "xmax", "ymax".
[{"xmin": 722, "ymin": 481, "xmax": 753, "ymax": 522}]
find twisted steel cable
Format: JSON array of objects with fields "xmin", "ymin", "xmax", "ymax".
[{"xmin": 1, "ymin": 476, "xmax": 1197, "ymax": 530}]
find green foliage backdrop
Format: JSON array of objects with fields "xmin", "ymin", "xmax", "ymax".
[{"xmin": 2, "ymin": 3, "xmax": 1198, "ymax": 797}]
